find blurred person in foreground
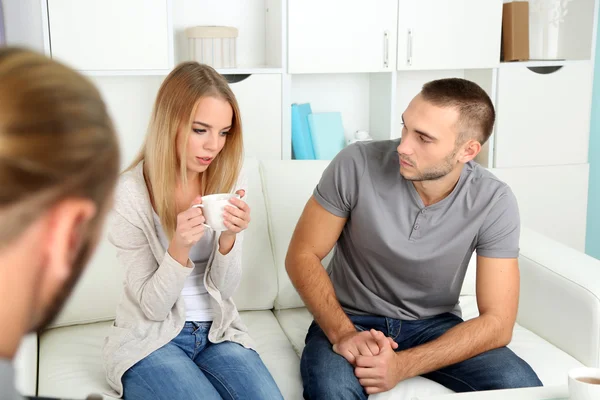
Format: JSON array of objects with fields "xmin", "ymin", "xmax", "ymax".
[{"xmin": 0, "ymin": 47, "xmax": 120, "ymax": 400}]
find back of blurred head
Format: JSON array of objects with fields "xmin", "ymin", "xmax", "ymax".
[{"xmin": 0, "ymin": 47, "xmax": 120, "ymax": 357}]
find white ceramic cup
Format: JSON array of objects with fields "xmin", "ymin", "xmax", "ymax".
[
  {"xmin": 192, "ymin": 193, "xmax": 240, "ymax": 232},
  {"xmin": 568, "ymin": 367, "xmax": 600, "ymax": 400}
]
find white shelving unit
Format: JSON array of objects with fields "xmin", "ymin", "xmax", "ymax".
[
  {"xmin": 171, "ymin": 0, "xmax": 283, "ymax": 70},
  {"xmin": 500, "ymin": 59, "xmax": 592, "ymax": 68},
  {"xmin": 291, "ymin": 73, "xmax": 400, "ymax": 144},
  {"xmin": 40, "ymin": 0, "xmax": 287, "ymax": 160},
  {"xmin": 31, "ymin": 0, "xmax": 599, "ymax": 250}
]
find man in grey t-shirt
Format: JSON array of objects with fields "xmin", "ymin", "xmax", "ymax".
[{"xmin": 286, "ymin": 78, "xmax": 542, "ymax": 399}]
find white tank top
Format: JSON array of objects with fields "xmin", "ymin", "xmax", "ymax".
[{"xmin": 153, "ymin": 212, "xmax": 214, "ymax": 322}]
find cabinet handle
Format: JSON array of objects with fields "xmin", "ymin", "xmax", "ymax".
[
  {"xmin": 383, "ymin": 31, "xmax": 389, "ymax": 68},
  {"xmin": 407, "ymin": 29, "xmax": 413, "ymax": 66}
]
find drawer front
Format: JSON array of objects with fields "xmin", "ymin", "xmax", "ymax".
[{"xmin": 495, "ymin": 63, "xmax": 593, "ymax": 168}]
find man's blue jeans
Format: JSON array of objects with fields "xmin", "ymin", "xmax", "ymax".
[
  {"xmin": 301, "ymin": 313, "xmax": 542, "ymax": 399},
  {"xmin": 122, "ymin": 322, "xmax": 283, "ymax": 400}
]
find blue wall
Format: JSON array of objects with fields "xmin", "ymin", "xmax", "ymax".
[{"xmin": 586, "ymin": 15, "xmax": 600, "ymax": 259}]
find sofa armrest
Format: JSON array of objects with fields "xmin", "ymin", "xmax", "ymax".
[
  {"xmin": 517, "ymin": 227, "xmax": 600, "ymax": 367},
  {"xmin": 13, "ymin": 333, "xmax": 38, "ymax": 397}
]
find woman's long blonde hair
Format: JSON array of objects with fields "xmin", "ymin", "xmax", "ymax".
[
  {"xmin": 0, "ymin": 47, "xmax": 119, "ymax": 247},
  {"xmin": 128, "ymin": 62, "xmax": 243, "ymax": 238}
]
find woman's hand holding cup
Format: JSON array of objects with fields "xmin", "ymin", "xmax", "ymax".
[
  {"xmin": 168, "ymin": 195, "xmax": 207, "ymax": 266},
  {"xmin": 221, "ymin": 189, "xmax": 251, "ymax": 237}
]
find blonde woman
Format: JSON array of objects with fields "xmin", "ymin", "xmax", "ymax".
[
  {"xmin": 101, "ymin": 62, "xmax": 282, "ymax": 400},
  {"xmin": 0, "ymin": 47, "xmax": 119, "ymax": 399}
]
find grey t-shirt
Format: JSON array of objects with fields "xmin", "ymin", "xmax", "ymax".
[
  {"xmin": 0, "ymin": 358, "xmax": 23, "ymax": 400},
  {"xmin": 314, "ymin": 139, "xmax": 520, "ymax": 320}
]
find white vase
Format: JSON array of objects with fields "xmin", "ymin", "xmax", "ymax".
[
  {"xmin": 529, "ymin": 0, "xmax": 574, "ymax": 60},
  {"xmin": 530, "ymin": 8, "xmax": 560, "ymax": 59}
]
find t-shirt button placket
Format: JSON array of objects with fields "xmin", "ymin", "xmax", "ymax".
[{"xmin": 409, "ymin": 220, "xmax": 421, "ymax": 240}]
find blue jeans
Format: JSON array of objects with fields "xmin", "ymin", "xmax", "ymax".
[
  {"xmin": 301, "ymin": 313, "xmax": 542, "ymax": 399},
  {"xmin": 122, "ymin": 322, "xmax": 283, "ymax": 400}
]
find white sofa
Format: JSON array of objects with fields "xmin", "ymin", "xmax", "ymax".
[{"xmin": 14, "ymin": 158, "xmax": 600, "ymax": 399}]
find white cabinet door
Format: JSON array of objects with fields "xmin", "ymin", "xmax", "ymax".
[
  {"xmin": 47, "ymin": 0, "xmax": 171, "ymax": 71},
  {"xmin": 229, "ymin": 74, "xmax": 282, "ymax": 160},
  {"xmin": 288, "ymin": 0, "xmax": 397, "ymax": 73},
  {"xmin": 495, "ymin": 63, "xmax": 593, "ymax": 168},
  {"xmin": 397, "ymin": 0, "xmax": 502, "ymax": 70},
  {"xmin": 89, "ymin": 76, "xmax": 165, "ymax": 168}
]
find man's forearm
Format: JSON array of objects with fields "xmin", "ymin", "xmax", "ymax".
[
  {"xmin": 396, "ymin": 314, "xmax": 512, "ymax": 379},
  {"xmin": 286, "ymin": 252, "xmax": 355, "ymax": 343}
]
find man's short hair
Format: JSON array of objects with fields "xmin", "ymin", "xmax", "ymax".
[{"xmin": 421, "ymin": 78, "xmax": 495, "ymax": 145}]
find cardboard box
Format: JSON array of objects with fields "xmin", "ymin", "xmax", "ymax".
[{"xmin": 502, "ymin": 1, "xmax": 529, "ymax": 61}]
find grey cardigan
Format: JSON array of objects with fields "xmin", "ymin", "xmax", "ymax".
[{"xmin": 101, "ymin": 162, "xmax": 253, "ymax": 398}]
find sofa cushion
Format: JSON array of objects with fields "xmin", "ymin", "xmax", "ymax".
[
  {"xmin": 517, "ymin": 227, "xmax": 600, "ymax": 368},
  {"xmin": 48, "ymin": 158, "xmax": 278, "ymax": 329},
  {"xmin": 39, "ymin": 321, "xmax": 114, "ymax": 399},
  {"xmin": 242, "ymin": 311, "xmax": 303, "ymax": 399},
  {"xmin": 48, "ymin": 233, "xmax": 124, "ymax": 329},
  {"xmin": 231, "ymin": 157, "xmax": 279, "ymax": 311},
  {"xmin": 274, "ymin": 296, "xmax": 584, "ymax": 399},
  {"xmin": 38, "ymin": 310, "xmax": 302, "ymax": 399},
  {"xmin": 260, "ymin": 160, "xmax": 334, "ymax": 310},
  {"xmin": 274, "ymin": 307, "xmax": 313, "ymax": 356}
]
